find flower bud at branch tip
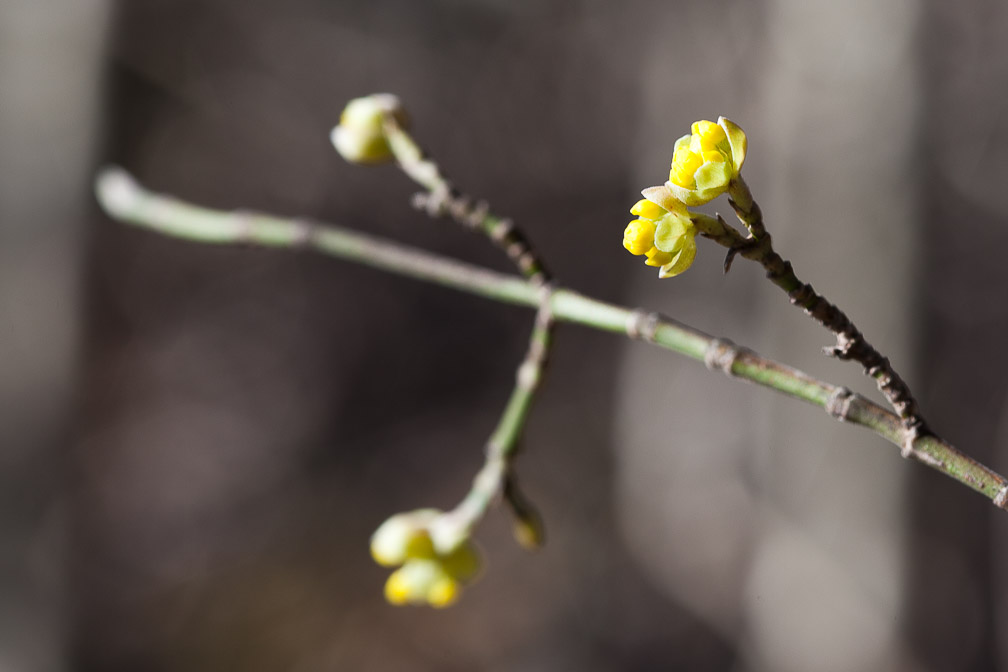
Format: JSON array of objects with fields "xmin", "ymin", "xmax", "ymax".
[
  {"xmin": 621, "ymin": 196, "xmax": 697, "ymax": 278},
  {"xmin": 666, "ymin": 117, "xmax": 747, "ymax": 206},
  {"xmin": 370, "ymin": 509, "xmax": 482, "ymax": 607},
  {"xmin": 370, "ymin": 509, "xmax": 439, "ymax": 566},
  {"xmin": 620, "ymin": 118, "xmax": 746, "ymax": 279},
  {"xmin": 512, "ymin": 514, "xmax": 545, "ymax": 550},
  {"xmin": 331, "ymin": 93, "xmax": 407, "ymax": 164}
]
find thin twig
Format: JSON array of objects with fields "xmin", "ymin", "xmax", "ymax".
[
  {"xmin": 95, "ymin": 167, "xmax": 1008, "ymax": 511},
  {"xmin": 380, "ymin": 116, "xmax": 550, "ymax": 286},
  {"xmin": 690, "ymin": 176, "xmax": 928, "ymax": 456},
  {"xmin": 433, "ymin": 293, "xmax": 553, "ymax": 550},
  {"xmin": 371, "ymin": 113, "xmax": 554, "ymax": 537}
]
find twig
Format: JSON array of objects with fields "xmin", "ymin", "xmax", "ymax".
[
  {"xmin": 365, "ymin": 112, "xmax": 554, "ymax": 544},
  {"xmin": 95, "ymin": 167, "xmax": 1008, "ymax": 511},
  {"xmin": 687, "ymin": 176, "xmax": 928, "ymax": 456},
  {"xmin": 432, "ymin": 293, "xmax": 553, "ymax": 550},
  {"xmin": 380, "ymin": 116, "xmax": 549, "ymax": 286}
]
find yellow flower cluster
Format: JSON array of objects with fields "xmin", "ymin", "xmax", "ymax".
[
  {"xmin": 667, "ymin": 117, "xmax": 747, "ymax": 206},
  {"xmin": 622, "ymin": 117, "xmax": 747, "ymax": 278},
  {"xmin": 622, "ymin": 197, "xmax": 698, "ymax": 278},
  {"xmin": 370, "ymin": 509, "xmax": 481, "ymax": 608}
]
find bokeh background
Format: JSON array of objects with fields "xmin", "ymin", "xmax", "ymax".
[{"xmin": 3, "ymin": 0, "xmax": 1008, "ymax": 669}]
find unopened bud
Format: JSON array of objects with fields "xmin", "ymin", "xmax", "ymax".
[{"xmin": 330, "ymin": 93, "xmax": 407, "ymax": 163}]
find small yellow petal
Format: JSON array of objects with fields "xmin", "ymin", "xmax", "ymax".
[
  {"xmin": 623, "ymin": 219, "xmax": 657, "ymax": 256},
  {"xmin": 670, "ymin": 147, "xmax": 702, "ymax": 188},
  {"xmin": 673, "ymin": 134, "xmax": 692, "ymax": 155},
  {"xmin": 695, "ymin": 120, "xmax": 727, "ymax": 151},
  {"xmin": 688, "ymin": 133, "xmax": 703, "ymax": 154},
  {"xmin": 427, "ymin": 577, "xmax": 460, "ymax": 608},
  {"xmin": 384, "ymin": 570, "xmax": 413, "ymax": 605},
  {"xmin": 644, "ymin": 247, "xmax": 674, "ymax": 267},
  {"xmin": 630, "ymin": 198, "xmax": 665, "ymax": 220}
]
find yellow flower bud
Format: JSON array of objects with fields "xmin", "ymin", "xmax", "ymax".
[
  {"xmin": 622, "ymin": 190, "xmax": 698, "ymax": 278},
  {"xmin": 671, "ymin": 145, "xmax": 702, "ymax": 187},
  {"xmin": 426, "ymin": 576, "xmax": 461, "ymax": 608},
  {"xmin": 370, "ymin": 509, "xmax": 439, "ymax": 566},
  {"xmin": 371, "ymin": 510, "xmax": 483, "ymax": 607},
  {"xmin": 330, "ymin": 94, "xmax": 407, "ymax": 164},
  {"xmin": 644, "ymin": 246, "xmax": 673, "ymax": 267},
  {"xmin": 382, "ymin": 557, "xmax": 472, "ymax": 608},
  {"xmin": 383, "ymin": 560, "xmax": 439, "ymax": 605},
  {"xmin": 623, "ymin": 219, "xmax": 657, "ymax": 255},
  {"xmin": 692, "ymin": 120, "xmax": 727, "ymax": 151},
  {"xmin": 383, "ymin": 568, "xmax": 414, "ymax": 605},
  {"xmin": 666, "ymin": 117, "xmax": 747, "ymax": 206},
  {"xmin": 630, "ymin": 198, "xmax": 665, "ymax": 220}
]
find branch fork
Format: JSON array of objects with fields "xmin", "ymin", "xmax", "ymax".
[
  {"xmin": 376, "ymin": 111, "xmax": 555, "ymax": 553},
  {"xmin": 689, "ymin": 174, "xmax": 932, "ymax": 440},
  {"xmin": 92, "ymin": 97, "xmax": 1008, "ymax": 607}
]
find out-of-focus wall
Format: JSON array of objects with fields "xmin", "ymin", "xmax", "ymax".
[
  {"xmin": 920, "ymin": 2, "xmax": 1008, "ymax": 669},
  {"xmin": 3, "ymin": 0, "xmax": 1008, "ymax": 669},
  {"xmin": 0, "ymin": 1, "xmax": 111, "ymax": 670}
]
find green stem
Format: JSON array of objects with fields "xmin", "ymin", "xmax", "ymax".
[
  {"xmin": 381, "ymin": 117, "xmax": 550, "ymax": 285},
  {"xmin": 438, "ymin": 300, "xmax": 552, "ymax": 550},
  {"xmin": 95, "ymin": 167, "xmax": 1008, "ymax": 511},
  {"xmin": 375, "ymin": 115, "xmax": 555, "ymax": 541}
]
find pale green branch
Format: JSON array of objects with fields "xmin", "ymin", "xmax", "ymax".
[
  {"xmin": 95, "ymin": 167, "xmax": 1008, "ymax": 511},
  {"xmin": 373, "ymin": 111, "xmax": 554, "ymax": 543}
]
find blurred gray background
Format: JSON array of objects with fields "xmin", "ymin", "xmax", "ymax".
[{"xmin": 3, "ymin": 0, "xmax": 1008, "ymax": 669}]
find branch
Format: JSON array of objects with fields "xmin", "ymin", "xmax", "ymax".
[
  {"xmin": 433, "ymin": 298, "xmax": 552, "ymax": 550},
  {"xmin": 370, "ymin": 108, "xmax": 555, "ymax": 542},
  {"xmin": 687, "ymin": 175, "xmax": 927, "ymax": 454},
  {"xmin": 380, "ymin": 114, "xmax": 550, "ymax": 286},
  {"xmin": 95, "ymin": 167, "xmax": 1008, "ymax": 511}
]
